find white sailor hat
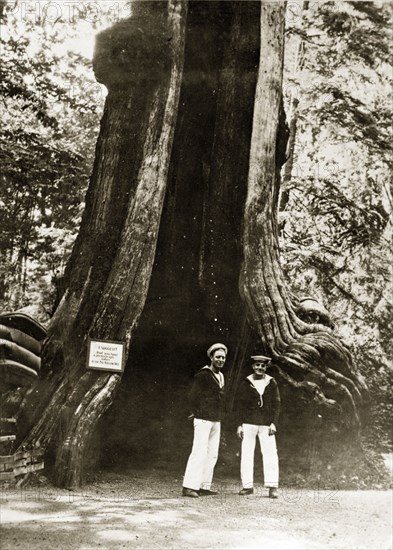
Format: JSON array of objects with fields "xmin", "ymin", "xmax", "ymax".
[
  {"xmin": 251, "ymin": 355, "xmax": 271, "ymax": 362},
  {"xmin": 207, "ymin": 343, "xmax": 228, "ymax": 358}
]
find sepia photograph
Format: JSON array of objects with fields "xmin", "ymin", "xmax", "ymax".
[{"xmin": 0, "ymin": 0, "xmax": 392, "ymax": 548}]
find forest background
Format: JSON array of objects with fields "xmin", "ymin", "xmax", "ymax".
[{"xmin": 0, "ymin": 0, "xmax": 392, "ymax": 487}]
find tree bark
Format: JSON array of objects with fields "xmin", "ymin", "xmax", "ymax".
[
  {"xmin": 241, "ymin": 2, "xmax": 367, "ymax": 432},
  {"xmin": 16, "ymin": 0, "xmax": 368, "ymax": 486},
  {"xmin": 279, "ymin": 97, "xmax": 299, "ymax": 223},
  {"xmin": 18, "ymin": 0, "xmax": 187, "ymax": 487}
]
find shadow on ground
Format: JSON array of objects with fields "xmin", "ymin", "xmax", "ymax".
[{"xmin": 1, "ymin": 468, "xmax": 392, "ymax": 549}]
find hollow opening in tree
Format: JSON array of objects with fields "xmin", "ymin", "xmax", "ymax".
[{"xmin": 14, "ymin": 1, "xmax": 367, "ymax": 489}]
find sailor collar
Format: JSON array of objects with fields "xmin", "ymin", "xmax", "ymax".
[
  {"xmin": 246, "ymin": 373, "xmax": 272, "ymax": 395},
  {"xmin": 202, "ymin": 365, "xmax": 224, "ymax": 388}
]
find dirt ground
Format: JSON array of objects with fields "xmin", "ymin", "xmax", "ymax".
[{"xmin": 0, "ymin": 467, "xmax": 392, "ymax": 550}]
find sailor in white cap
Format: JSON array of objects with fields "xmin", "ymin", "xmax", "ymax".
[
  {"xmin": 235, "ymin": 354, "xmax": 281, "ymax": 498},
  {"xmin": 182, "ymin": 343, "xmax": 228, "ymax": 498}
]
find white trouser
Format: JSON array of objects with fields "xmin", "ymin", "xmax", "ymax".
[
  {"xmin": 183, "ymin": 418, "xmax": 221, "ymax": 491},
  {"xmin": 240, "ymin": 423, "xmax": 279, "ymax": 488}
]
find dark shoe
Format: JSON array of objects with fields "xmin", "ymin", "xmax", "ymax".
[
  {"xmin": 198, "ymin": 489, "xmax": 218, "ymax": 496},
  {"xmin": 182, "ymin": 487, "xmax": 199, "ymax": 498},
  {"xmin": 239, "ymin": 487, "xmax": 254, "ymax": 495},
  {"xmin": 269, "ymin": 487, "xmax": 278, "ymax": 499}
]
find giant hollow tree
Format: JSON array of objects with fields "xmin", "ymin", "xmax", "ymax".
[{"xmin": 15, "ymin": 0, "xmax": 368, "ymax": 488}]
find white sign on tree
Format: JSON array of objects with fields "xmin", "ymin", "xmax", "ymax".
[{"xmin": 87, "ymin": 339, "xmax": 125, "ymax": 373}]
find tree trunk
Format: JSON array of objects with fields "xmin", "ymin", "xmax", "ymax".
[
  {"xmin": 279, "ymin": 97, "xmax": 299, "ymax": 224},
  {"xmin": 17, "ymin": 0, "xmax": 367, "ymax": 487},
  {"xmin": 280, "ymin": 0, "xmax": 308, "ymax": 224},
  {"xmin": 241, "ymin": 3, "xmax": 367, "ymax": 435},
  {"xmin": 18, "ymin": 0, "xmax": 187, "ymax": 488}
]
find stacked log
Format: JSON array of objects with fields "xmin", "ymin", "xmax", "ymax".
[
  {"xmin": 0, "ymin": 312, "xmax": 46, "ymax": 390},
  {"xmin": 0, "ymin": 313, "xmax": 47, "ymax": 480}
]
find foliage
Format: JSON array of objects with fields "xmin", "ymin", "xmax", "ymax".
[
  {"xmin": 281, "ymin": 1, "xmax": 393, "ymax": 453},
  {"xmin": 0, "ymin": 1, "xmax": 391, "ymax": 482},
  {"xmin": 0, "ymin": 10, "xmax": 106, "ymax": 317}
]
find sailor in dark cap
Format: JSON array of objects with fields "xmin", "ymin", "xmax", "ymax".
[
  {"xmin": 182, "ymin": 343, "xmax": 228, "ymax": 498},
  {"xmin": 235, "ymin": 355, "xmax": 281, "ymax": 498}
]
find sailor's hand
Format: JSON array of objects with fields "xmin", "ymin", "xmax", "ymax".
[
  {"xmin": 237, "ymin": 425, "xmax": 244, "ymax": 439},
  {"xmin": 268, "ymin": 423, "xmax": 276, "ymax": 436}
]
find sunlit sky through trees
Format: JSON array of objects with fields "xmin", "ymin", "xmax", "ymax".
[{"xmin": 1, "ymin": 0, "xmax": 132, "ymax": 60}]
